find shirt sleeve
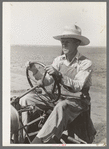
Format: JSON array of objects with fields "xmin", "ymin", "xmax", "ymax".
[
  {"xmin": 61, "ymin": 59, "xmax": 92, "ymax": 93},
  {"xmin": 43, "ymin": 56, "xmax": 61, "ymax": 86},
  {"xmin": 52, "ymin": 56, "xmax": 61, "ymax": 71}
]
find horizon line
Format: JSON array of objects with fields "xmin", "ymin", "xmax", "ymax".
[{"xmin": 10, "ymin": 44, "xmax": 106, "ymax": 48}]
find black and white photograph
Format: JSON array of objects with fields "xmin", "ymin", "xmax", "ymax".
[{"xmin": 3, "ymin": 2, "xmax": 106, "ymax": 146}]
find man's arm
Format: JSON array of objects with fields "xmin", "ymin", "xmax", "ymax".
[{"xmin": 60, "ymin": 59, "xmax": 92, "ymax": 93}]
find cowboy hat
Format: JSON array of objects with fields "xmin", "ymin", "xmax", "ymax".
[{"xmin": 53, "ymin": 25, "xmax": 90, "ymax": 46}]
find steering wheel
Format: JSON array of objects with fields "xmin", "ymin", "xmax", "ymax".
[{"xmin": 26, "ymin": 62, "xmax": 61, "ymax": 103}]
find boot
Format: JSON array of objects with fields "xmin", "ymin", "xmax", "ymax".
[
  {"xmin": 31, "ymin": 136, "xmax": 42, "ymax": 144},
  {"xmin": 43, "ymin": 135, "xmax": 61, "ymax": 144}
]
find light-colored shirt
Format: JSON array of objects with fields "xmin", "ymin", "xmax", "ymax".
[
  {"xmin": 52, "ymin": 51, "xmax": 92, "ymax": 93},
  {"xmin": 35, "ymin": 51, "xmax": 92, "ymax": 94}
]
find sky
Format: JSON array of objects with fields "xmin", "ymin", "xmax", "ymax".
[{"xmin": 9, "ymin": 2, "xmax": 106, "ymax": 47}]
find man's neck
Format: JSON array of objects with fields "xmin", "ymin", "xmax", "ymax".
[{"xmin": 66, "ymin": 49, "xmax": 77, "ymax": 62}]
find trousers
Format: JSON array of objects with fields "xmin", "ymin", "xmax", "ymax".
[{"xmin": 19, "ymin": 91, "xmax": 89, "ymax": 142}]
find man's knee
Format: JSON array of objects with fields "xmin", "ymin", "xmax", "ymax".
[
  {"xmin": 55, "ymin": 100, "xmax": 68, "ymax": 110},
  {"xmin": 19, "ymin": 94, "xmax": 37, "ymax": 106},
  {"xmin": 19, "ymin": 95, "xmax": 29, "ymax": 106}
]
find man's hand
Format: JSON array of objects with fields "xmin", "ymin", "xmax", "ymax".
[
  {"xmin": 45, "ymin": 65, "xmax": 59, "ymax": 76},
  {"xmin": 45, "ymin": 65, "xmax": 62, "ymax": 83}
]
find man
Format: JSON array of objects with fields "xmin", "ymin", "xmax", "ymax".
[{"xmin": 20, "ymin": 24, "xmax": 94, "ymax": 143}]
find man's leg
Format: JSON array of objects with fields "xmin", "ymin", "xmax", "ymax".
[
  {"xmin": 32, "ymin": 98, "xmax": 88, "ymax": 143},
  {"xmin": 19, "ymin": 92, "xmax": 52, "ymax": 140}
]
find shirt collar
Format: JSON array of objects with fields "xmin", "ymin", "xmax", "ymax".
[
  {"xmin": 75, "ymin": 51, "xmax": 80, "ymax": 60},
  {"xmin": 62, "ymin": 51, "xmax": 80, "ymax": 61}
]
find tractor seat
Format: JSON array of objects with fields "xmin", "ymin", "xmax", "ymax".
[{"xmin": 67, "ymin": 105, "xmax": 96, "ymax": 143}]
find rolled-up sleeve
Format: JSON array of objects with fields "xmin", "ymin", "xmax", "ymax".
[
  {"xmin": 61, "ymin": 59, "xmax": 92, "ymax": 93},
  {"xmin": 44, "ymin": 57, "xmax": 61, "ymax": 86}
]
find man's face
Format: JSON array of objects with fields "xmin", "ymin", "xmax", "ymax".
[{"xmin": 61, "ymin": 38, "xmax": 80, "ymax": 55}]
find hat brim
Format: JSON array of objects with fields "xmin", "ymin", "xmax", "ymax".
[{"xmin": 53, "ymin": 34, "xmax": 90, "ymax": 46}]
